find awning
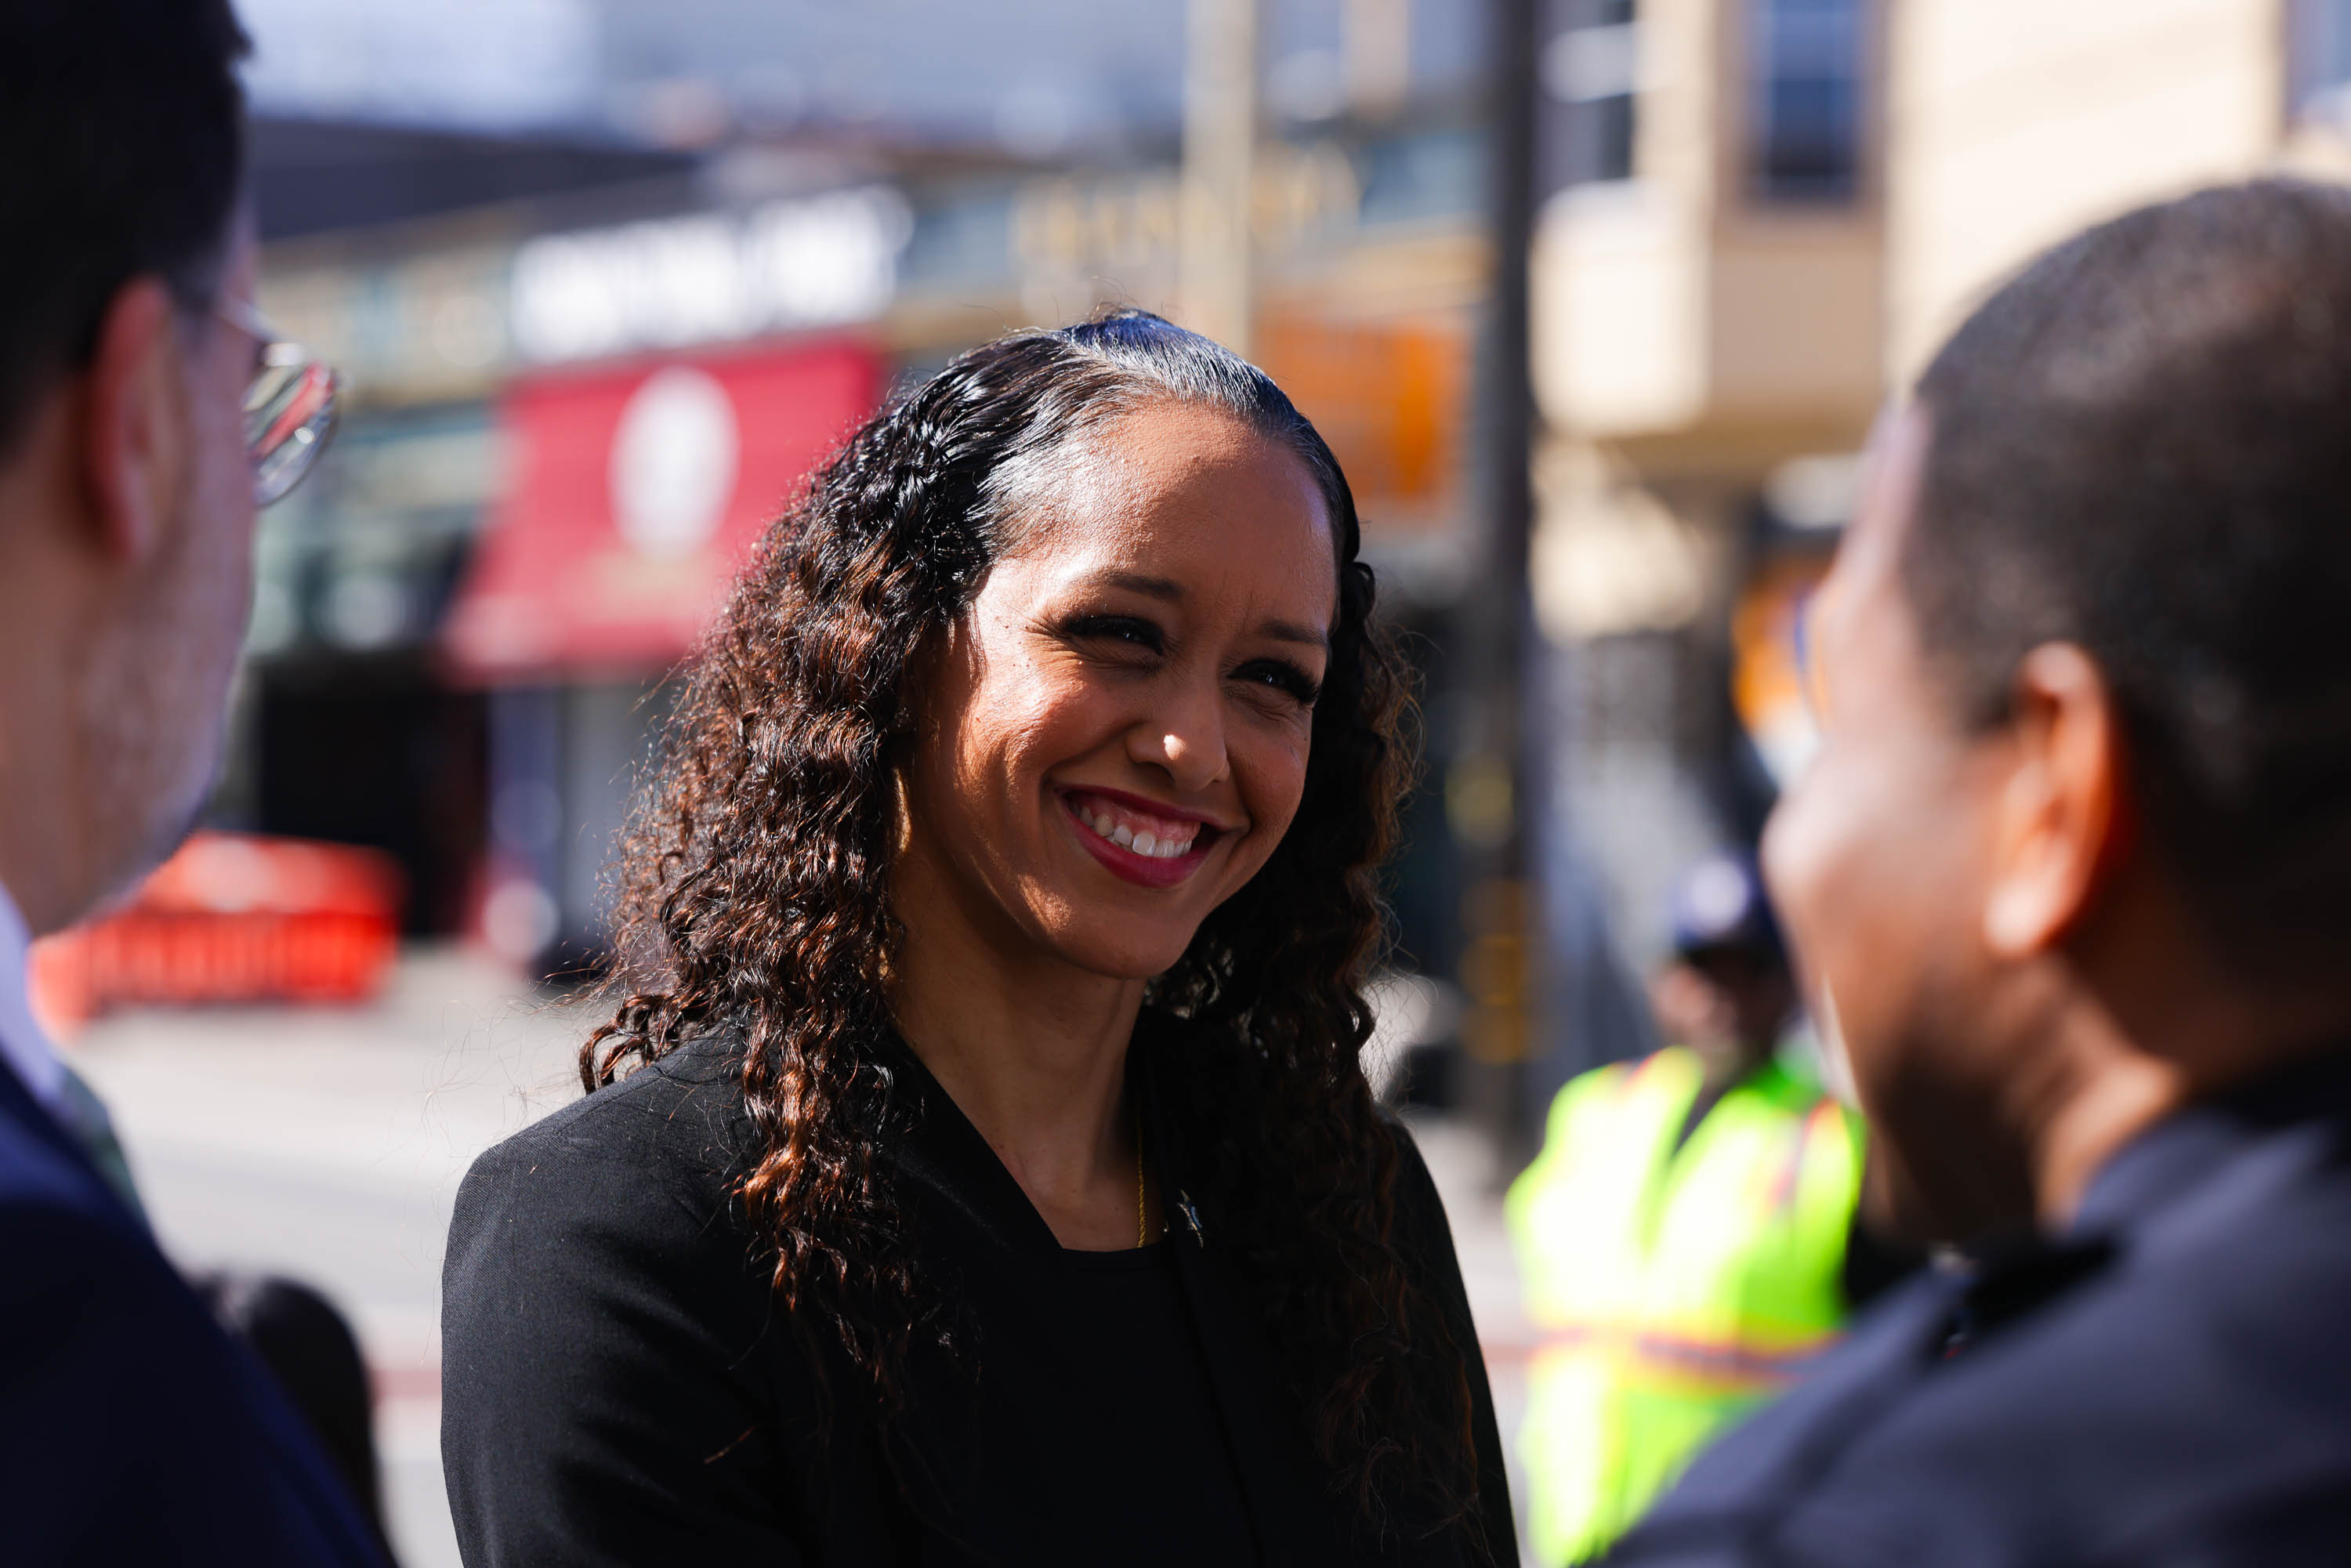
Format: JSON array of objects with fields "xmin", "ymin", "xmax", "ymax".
[{"xmin": 444, "ymin": 336, "xmax": 882, "ymax": 681}]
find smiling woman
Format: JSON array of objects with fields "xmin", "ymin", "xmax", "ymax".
[{"xmin": 440, "ymin": 311, "xmax": 1515, "ymax": 1566}]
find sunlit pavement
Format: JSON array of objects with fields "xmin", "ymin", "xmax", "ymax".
[{"xmin": 68, "ymin": 950, "xmax": 1535, "ymax": 1567}]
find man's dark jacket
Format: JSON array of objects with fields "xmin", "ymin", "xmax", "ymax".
[
  {"xmin": 1603, "ymin": 1050, "xmax": 2351, "ymax": 1566},
  {"xmin": 0, "ymin": 1053, "xmax": 388, "ymax": 1566}
]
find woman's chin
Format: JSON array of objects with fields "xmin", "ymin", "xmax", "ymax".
[{"xmin": 1036, "ymin": 921, "xmax": 1201, "ymax": 985}]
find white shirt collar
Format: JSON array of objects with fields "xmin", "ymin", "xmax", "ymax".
[{"xmin": 0, "ymin": 880, "xmax": 68, "ymax": 1112}]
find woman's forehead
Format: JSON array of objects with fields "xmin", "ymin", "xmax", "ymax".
[{"xmin": 1001, "ymin": 403, "xmax": 1335, "ymax": 574}]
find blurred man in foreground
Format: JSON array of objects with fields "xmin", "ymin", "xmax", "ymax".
[
  {"xmin": 1603, "ymin": 179, "xmax": 2351, "ymax": 1564},
  {"xmin": 0, "ymin": 2, "xmax": 373, "ymax": 1562},
  {"xmin": 1510, "ymin": 854, "xmax": 1904, "ymax": 1564}
]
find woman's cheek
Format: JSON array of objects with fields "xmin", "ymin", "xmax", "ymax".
[{"xmin": 1233, "ymin": 737, "xmax": 1311, "ymax": 874}]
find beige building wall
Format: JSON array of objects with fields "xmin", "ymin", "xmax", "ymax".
[
  {"xmin": 1885, "ymin": 0, "xmax": 2288, "ymax": 383},
  {"xmin": 1525, "ymin": 0, "xmax": 2351, "ymax": 969},
  {"xmin": 1529, "ymin": 0, "xmax": 1886, "ymax": 656},
  {"xmin": 1532, "ymin": 0, "xmax": 1885, "ymax": 445}
]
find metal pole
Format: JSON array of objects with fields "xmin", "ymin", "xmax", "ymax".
[
  {"xmin": 1180, "ymin": 0, "xmax": 1259, "ymax": 355},
  {"xmin": 1453, "ymin": 0, "xmax": 1541, "ymax": 1167}
]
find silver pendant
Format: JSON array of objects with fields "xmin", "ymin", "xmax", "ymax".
[{"xmin": 1174, "ymin": 1189, "xmax": 1205, "ymax": 1247}]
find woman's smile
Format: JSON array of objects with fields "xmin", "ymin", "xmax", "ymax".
[
  {"xmin": 1057, "ymin": 785, "xmax": 1236, "ymax": 888},
  {"xmin": 890, "ymin": 395, "xmax": 1334, "ymax": 980}
]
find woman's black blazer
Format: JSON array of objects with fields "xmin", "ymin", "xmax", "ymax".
[{"xmin": 440, "ymin": 1019, "xmax": 1518, "ymax": 1566}]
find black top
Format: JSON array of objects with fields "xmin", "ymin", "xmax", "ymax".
[
  {"xmin": 441, "ymin": 1020, "xmax": 1516, "ymax": 1567},
  {"xmin": 962, "ymin": 1240, "xmax": 1255, "ymax": 1563},
  {"xmin": 1600, "ymin": 1048, "xmax": 2351, "ymax": 1566}
]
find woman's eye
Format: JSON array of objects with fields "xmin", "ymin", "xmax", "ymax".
[
  {"xmin": 1237, "ymin": 660, "xmax": 1321, "ymax": 706},
  {"xmin": 1064, "ymin": 614, "xmax": 1164, "ymax": 654}
]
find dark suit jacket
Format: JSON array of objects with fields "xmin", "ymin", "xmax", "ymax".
[
  {"xmin": 0, "ymin": 1052, "xmax": 388, "ymax": 1566},
  {"xmin": 1600, "ymin": 1048, "xmax": 2351, "ymax": 1566},
  {"xmin": 442, "ymin": 1020, "xmax": 1518, "ymax": 1566}
]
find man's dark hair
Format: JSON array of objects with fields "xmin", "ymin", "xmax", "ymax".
[
  {"xmin": 0, "ymin": 0, "xmax": 250, "ymax": 448},
  {"xmin": 194, "ymin": 1273, "xmax": 388, "ymax": 1550},
  {"xmin": 1909, "ymin": 179, "xmax": 2351, "ymax": 975}
]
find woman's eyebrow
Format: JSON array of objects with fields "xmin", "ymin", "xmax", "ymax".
[
  {"xmin": 1261, "ymin": 619, "xmax": 1331, "ymax": 652},
  {"xmin": 1083, "ymin": 569, "xmax": 1184, "ymax": 601},
  {"xmin": 1078, "ymin": 570, "xmax": 1329, "ymax": 650}
]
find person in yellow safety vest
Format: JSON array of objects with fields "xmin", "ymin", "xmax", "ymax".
[{"xmin": 1506, "ymin": 853, "xmax": 1915, "ymax": 1566}]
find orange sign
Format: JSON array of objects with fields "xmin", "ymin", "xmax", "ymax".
[{"xmin": 1255, "ymin": 314, "xmax": 1468, "ymax": 538}]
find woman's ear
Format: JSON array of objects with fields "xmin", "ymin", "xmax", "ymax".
[
  {"xmin": 1982, "ymin": 643, "xmax": 2132, "ymax": 958},
  {"xmin": 888, "ymin": 621, "xmax": 955, "ymax": 856}
]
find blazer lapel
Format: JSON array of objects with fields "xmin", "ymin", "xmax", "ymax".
[
  {"xmin": 1137, "ymin": 1033, "xmax": 1344, "ymax": 1566},
  {"xmin": 0, "ymin": 1048, "xmax": 133, "ymax": 1222}
]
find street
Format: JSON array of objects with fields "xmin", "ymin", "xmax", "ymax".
[{"xmin": 69, "ymin": 951, "xmax": 1534, "ymax": 1568}]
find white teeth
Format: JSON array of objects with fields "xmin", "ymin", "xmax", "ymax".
[{"xmin": 1074, "ymin": 796, "xmax": 1200, "ymax": 858}]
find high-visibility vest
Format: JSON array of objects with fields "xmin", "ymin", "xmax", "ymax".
[{"xmin": 1505, "ymin": 1047, "xmax": 1864, "ymax": 1565}]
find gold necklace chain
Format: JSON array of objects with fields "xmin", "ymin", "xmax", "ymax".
[{"xmin": 1135, "ymin": 1101, "xmax": 1148, "ymax": 1248}]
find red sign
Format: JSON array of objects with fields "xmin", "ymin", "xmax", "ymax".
[{"xmin": 445, "ymin": 337, "xmax": 884, "ymax": 680}]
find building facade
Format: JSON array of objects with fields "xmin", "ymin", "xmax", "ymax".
[{"xmin": 1523, "ymin": 0, "xmax": 2351, "ymax": 1089}]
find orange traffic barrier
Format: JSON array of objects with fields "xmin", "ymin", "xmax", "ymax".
[{"xmin": 30, "ymin": 832, "xmax": 404, "ymax": 1032}]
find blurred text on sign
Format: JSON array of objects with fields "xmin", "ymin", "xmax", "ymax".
[
  {"xmin": 31, "ymin": 834, "xmax": 405, "ymax": 1034},
  {"xmin": 443, "ymin": 336, "xmax": 884, "ymax": 682}
]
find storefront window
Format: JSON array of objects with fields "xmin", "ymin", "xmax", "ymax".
[
  {"xmin": 2292, "ymin": 0, "xmax": 2351, "ymax": 122},
  {"xmin": 1545, "ymin": 0, "xmax": 1640, "ymax": 188},
  {"xmin": 1750, "ymin": 0, "xmax": 1864, "ymax": 203}
]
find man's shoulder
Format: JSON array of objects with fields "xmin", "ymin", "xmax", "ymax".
[
  {"xmin": 0, "ymin": 1084, "xmax": 139, "ymax": 1250},
  {"xmin": 0, "ymin": 1118, "xmax": 387, "ymax": 1566},
  {"xmin": 0, "ymin": 1076, "xmax": 229, "ymax": 1394},
  {"xmin": 1950, "ymin": 1114, "xmax": 2351, "ymax": 1425},
  {"xmin": 1621, "ymin": 1134, "xmax": 2351, "ymax": 1565},
  {"xmin": 0, "ymin": 1141, "xmax": 163, "ymax": 1308},
  {"xmin": 1956, "ymin": 1142, "xmax": 2351, "ymax": 1411},
  {"xmin": 1791, "ymin": 1224, "xmax": 2351, "ymax": 1561}
]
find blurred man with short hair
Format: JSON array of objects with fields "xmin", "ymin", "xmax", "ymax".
[
  {"xmin": 1603, "ymin": 179, "xmax": 2351, "ymax": 1564},
  {"xmin": 0, "ymin": 2, "xmax": 375, "ymax": 1561}
]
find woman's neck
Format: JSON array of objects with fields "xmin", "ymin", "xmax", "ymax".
[{"xmin": 889, "ymin": 861, "xmax": 1147, "ymax": 1251}]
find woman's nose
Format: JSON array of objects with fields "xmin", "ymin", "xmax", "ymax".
[{"xmin": 1129, "ymin": 682, "xmax": 1229, "ymax": 794}]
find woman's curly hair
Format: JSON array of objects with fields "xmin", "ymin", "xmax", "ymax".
[{"xmin": 585, "ymin": 310, "xmax": 1481, "ymax": 1538}]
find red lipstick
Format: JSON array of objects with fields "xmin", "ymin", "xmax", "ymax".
[{"xmin": 1057, "ymin": 788, "xmax": 1228, "ymax": 890}]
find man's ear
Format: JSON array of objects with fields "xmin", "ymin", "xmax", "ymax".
[
  {"xmin": 78, "ymin": 276, "xmax": 188, "ymax": 564},
  {"xmin": 1983, "ymin": 642, "xmax": 2132, "ymax": 958}
]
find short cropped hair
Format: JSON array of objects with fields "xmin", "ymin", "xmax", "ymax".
[
  {"xmin": 0, "ymin": 0, "xmax": 250, "ymax": 448},
  {"xmin": 1909, "ymin": 179, "xmax": 2351, "ymax": 975}
]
